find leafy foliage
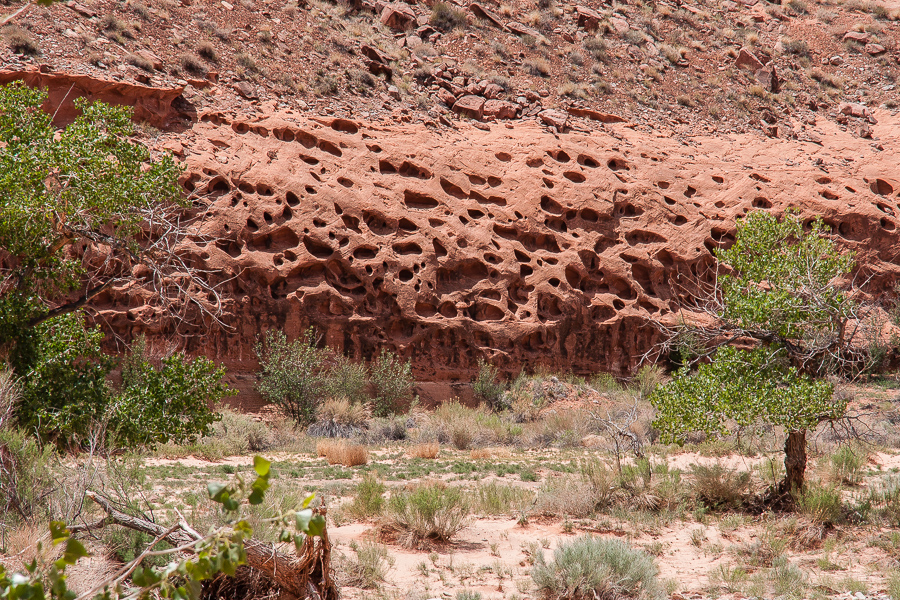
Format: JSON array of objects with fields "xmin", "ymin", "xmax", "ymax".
[
  {"xmin": 109, "ymin": 336, "xmax": 232, "ymax": 447},
  {"xmin": 0, "ymin": 455, "xmax": 325, "ymax": 600},
  {"xmin": 0, "ymin": 82, "xmax": 181, "ymax": 345},
  {"xmin": 369, "ymin": 348, "xmax": 414, "ymax": 417},
  {"xmin": 651, "ymin": 346, "xmax": 840, "ymax": 442},
  {"xmin": 256, "ymin": 328, "xmax": 327, "ymax": 425},
  {"xmin": 473, "ymin": 359, "xmax": 507, "ymax": 411}
]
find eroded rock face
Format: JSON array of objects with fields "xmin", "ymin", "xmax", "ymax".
[
  {"xmin": 0, "ymin": 68, "xmax": 192, "ymax": 128},
  {"xmin": 98, "ymin": 109, "xmax": 900, "ymax": 407}
]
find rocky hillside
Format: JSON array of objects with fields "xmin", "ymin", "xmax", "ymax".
[{"xmin": 1, "ymin": 0, "xmax": 899, "ymax": 406}]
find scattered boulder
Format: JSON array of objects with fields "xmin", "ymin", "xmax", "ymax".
[
  {"xmin": 839, "ymin": 101, "xmax": 877, "ymax": 124},
  {"xmin": 436, "ymin": 88, "xmax": 456, "ymax": 106},
  {"xmin": 865, "ymin": 43, "xmax": 886, "ymax": 55},
  {"xmin": 380, "ymin": 3, "xmax": 416, "ymax": 30},
  {"xmin": 361, "ymin": 44, "xmax": 394, "ymax": 64},
  {"xmin": 468, "ymin": 3, "xmax": 506, "ymax": 30},
  {"xmin": 538, "ymin": 108, "xmax": 568, "ymax": 130},
  {"xmin": 234, "ymin": 81, "xmax": 257, "ymax": 99},
  {"xmin": 575, "ymin": 5, "xmax": 602, "ymax": 31},
  {"xmin": 755, "ymin": 64, "xmax": 779, "ymax": 93},
  {"xmin": 566, "ymin": 106, "xmax": 626, "ymax": 123},
  {"xmin": 842, "ymin": 31, "xmax": 870, "ymax": 44},
  {"xmin": 735, "ymin": 47, "xmax": 764, "ymax": 71},
  {"xmin": 483, "ymin": 99, "xmax": 518, "ymax": 119},
  {"xmin": 483, "ymin": 82, "xmax": 503, "ymax": 99},
  {"xmin": 506, "ymin": 21, "xmax": 541, "ymax": 38},
  {"xmin": 452, "ymin": 94, "xmax": 485, "ymax": 120},
  {"xmin": 134, "ymin": 50, "xmax": 163, "ymax": 71}
]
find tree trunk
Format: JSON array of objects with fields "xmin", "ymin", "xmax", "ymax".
[{"xmin": 778, "ymin": 429, "xmax": 807, "ymax": 497}]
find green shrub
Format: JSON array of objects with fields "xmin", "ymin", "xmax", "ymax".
[
  {"xmin": 691, "ymin": 464, "xmax": 750, "ymax": 509},
  {"xmin": 3, "ymin": 25, "xmax": 40, "ymax": 56},
  {"xmin": 348, "ymin": 473, "xmax": 385, "ymax": 519},
  {"xmin": 256, "ymin": 328, "xmax": 327, "ymax": 425},
  {"xmin": 370, "ymin": 349, "xmax": 414, "ymax": 416},
  {"xmin": 325, "ymin": 356, "xmax": 369, "ymax": 405},
  {"xmin": 430, "ymin": 2, "xmax": 467, "ymax": 30},
  {"xmin": 109, "ymin": 336, "xmax": 232, "ymax": 448},
  {"xmin": 474, "ymin": 481, "xmax": 534, "ymax": 515},
  {"xmin": 532, "ymin": 536, "xmax": 661, "ymax": 600},
  {"xmin": 798, "ymin": 483, "xmax": 842, "ymax": 525},
  {"xmin": 827, "ymin": 445, "xmax": 866, "ymax": 485},
  {"xmin": 630, "ymin": 364, "xmax": 665, "ymax": 400},
  {"xmin": 0, "ymin": 427, "xmax": 56, "ymax": 524},
  {"xmin": 384, "ymin": 481, "xmax": 469, "ymax": 548},
  {"xmin": 473, "ymin": 359, "xmax": 506, "ymax": 410}
]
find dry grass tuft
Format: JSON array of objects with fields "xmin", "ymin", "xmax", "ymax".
[
  {"xmin": 409, "ymin": 442, "xmax": 440, "ymax": 459},
  {"xmin": 317, "ymin": 440, "xmax": 369, "ymax": 466}
]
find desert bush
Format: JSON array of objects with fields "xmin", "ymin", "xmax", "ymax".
[
  {"xmin": 430, "ymin": 2, "xmax": 468, "ymax": 30},
  {"xmin": 165, "ymin": 408, "xmax": 271, "ymax": 456},
  {"xmin": 236, "ymin": 51, "xmax": 258, "ymax": 72},
  {"xmin": 532, "ymin": 536, "xmax": 661, "ymax": 600},
  {"xmin": 423, "ymin": 401, "xmax": 519, "ymax": 448},
  {"xmin": 3, "ymin": 25, "xmax": 39, "ymax": 55},
  {"xmin": 474, "ymin": 359, "xmax": 507, "ymax": 410},
  {"xmin": 384, "ymin": 481, "xmax": 470, "ymax": 548},
  {"xmin": 365, "ymin": 416, "xmax": 408, "ymax": 443},
  {"xmin": 863, "ymin": 476, "xmax": 900, "ymax": 526},
  {"xmin": 581, "ymin": 459, "xmax": 621, "ymax": 511},
  {"xmin": 179, "ymin": 53, "xmax": 206, "ymax": 75},
  {"xmin": 325, "ymin": 356, "xmax": 369, "ymax": 405},
  {"xmin": 340, "ymin": 541, "xmax": 394, "ymax": 588},
  {"xmin": 536, "ymin": 476, "xmax": 597, "ymax": 518},
  {"xmin": 370, "ymin": 349, "xmax": 414, "ymax": 416},
  {"xmin": 126, "ymin": 53, "xmax": 154, "ymax": 71},
  {"xmin": 347, "ymin": 473, "xmax": 385, "ymax": 519},
  {"xmin": 474, "ymin": 481, "xmax": 534, "ymax": 515},
  {"xmin": 797, "ymin": 483, "xmax": 843, "ymax": 525},
  {"xmin": 583, "ymin": 35, "xmax": 608, "ymax": 61},
  {"xmin": 318, "ymin": 440, "xmax": 369, "ymax": 466},
  {"xmin": 197, "ymin": 41, "xmax": 218, "ymax": 62},
  {"xmin": 782, "ymin": 38, "xmax": 810, "ymax": 56},
  {"xmin": 525, "ymin": 57, "xmax": 551, "ymax": 76},
  {"xmin": 308, "ymin": 397, "xmax": 371, "ymax": 438},
  {"xmin": 630, "ymin": 365, "xmax": 666, "ymax": 400},
  {"xmin": 827, "ymin": 445, "xmax": 866, "ymax": 485},
  {"xmin": 0, "ymin": 427, "xmax": 56, "ymax": 524},
  {"xmin": 0, "ymin": 369, "xmax": 21, "ymax": 430},
  {"xmin": 256, "ymin": 329, "xmax": 327, "ymax": 425},
  {"xmin": 409, "ymin": 442, "xmax": 440, "ymax": 459},
  {"xmin": 691, "ymin": 464, "xmax": 750, "ymax": 509}
]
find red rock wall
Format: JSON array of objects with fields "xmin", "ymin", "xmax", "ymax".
[{"xmin": 95, "ymin": 109, "xmax": 900, "ymax": 408}]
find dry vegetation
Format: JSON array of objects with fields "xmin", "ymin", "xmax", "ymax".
[{"xmin": 4, "ymin": 371, "xmax": 900, "ymax": 600}]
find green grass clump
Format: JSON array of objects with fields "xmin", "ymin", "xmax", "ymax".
[
  {"xmin": 532, "ymin": 536, "xmax": 661, "ymax": 600},
  {"xmin": 384, "ymin": 481, "xmax": 469, "ymax": 548}
]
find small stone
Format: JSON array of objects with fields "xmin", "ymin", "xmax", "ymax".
[
  {"xmin": 865, "ymin": 43, "xmax": 886, "ymax": 55},
  {"xmin": 387, "ymin": 85, "xmax": 401, "ymax": 100},
  {"xmin": 380, "ymin": 3, "xmax": 416, "ymax": 30},
  {"xmin": 483, "ymin": 99, "xmax": 518, "ymax": 119},
  {"xmin": 842, "ymin": 31, "xmax": 870, "ymax": 44},
  {"xmin": 436, "ymin": 88, "xmax": 456, "ymax": 106},
  {"xmin": 233, "ymin": 81, "xmax": 257, "ymax": 99},
  {"xmin": 829, "ymin": 55, "xmax": 844, "ymax": 66},
  {"xmin": 483, "ymin": 82, "xmax": 503, "ymax": 99},
  {"xmin": 735, "ymin": 47, "xmax": 764, "ymax": 71}
]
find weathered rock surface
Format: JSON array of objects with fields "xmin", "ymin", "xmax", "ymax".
[
  {"xmin": 96, "ymin": 108, "xmax": 900, "ymax": 407},
  {"xmin": 0, "ymin": 67, "xmax": 191, "ymax": 128}
]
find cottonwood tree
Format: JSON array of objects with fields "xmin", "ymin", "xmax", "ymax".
[
  {"xmin": 0, "ymin": 82, "xmax": 225, "ymax": 445},
  {"xmin": 649, "ymin": 210, "xmax": 891, "ymax": 499}
]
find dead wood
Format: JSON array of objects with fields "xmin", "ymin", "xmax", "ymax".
[{"xmin": 78, "ymin": 491, "xmax": 337, "ymax": 600}]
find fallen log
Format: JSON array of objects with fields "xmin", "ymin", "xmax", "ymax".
[{"xmin": 78, "ymin": 491, "xmax": 337, "ymax": 600}]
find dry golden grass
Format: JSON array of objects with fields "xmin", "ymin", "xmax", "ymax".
[
  {"xmin": 318, "ymin": 440, "xmax": 369, "ymax": 466},
  {"xmin": 409, "ymin": 442, "xmax": 440, "ymax": 459},
  {"xmin": 469, "ymin": 447, "xmax": 511, "ymax": 460}
]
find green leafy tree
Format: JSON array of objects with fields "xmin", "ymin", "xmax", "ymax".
[
  {"xmin": 0, "ymin": 82, "xmax": 228, "ymax": 447},
  {"xmin": 473, "ymin": 359, "xmax": 507, "ymax": 411},
  {"xmin": 109, "ymin": 336, "xmax": 233, "ymax": 447},
  {"xmin": 370, "ymin": 348, "xmax": 414, "ymax": 417},
  {"xmin": 255, "ymin": 328, "xmax": 328, "ymax": 425},
  {"xmin": 650, "ymin": 211, "xmax": 885, "ymax": 497}
]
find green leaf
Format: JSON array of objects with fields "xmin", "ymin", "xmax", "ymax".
[
  {"xmin": 253, "ymin": 456, "xmax": 271, "ymax": 477},
  {"xmin": 248, "ymin": 489, "xmax": 264, "ymax": 505},
  {"xmin": 307, "ymin": 515, "xmax": 326, "ymax": 538},
  {"xmin": 295, "ymin": 509, "xmax": 312, "ymax": 532},
  {"xmin": 60, "ymin": 538, "xmax": 90, "ymax": 565},
  {"xmin": 49, "ymin": 521, "xmax": 69, "ymax": 545},
  {"xmin": 207, "ymin": 482, "xmax": 227, "ymax": 501}
]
